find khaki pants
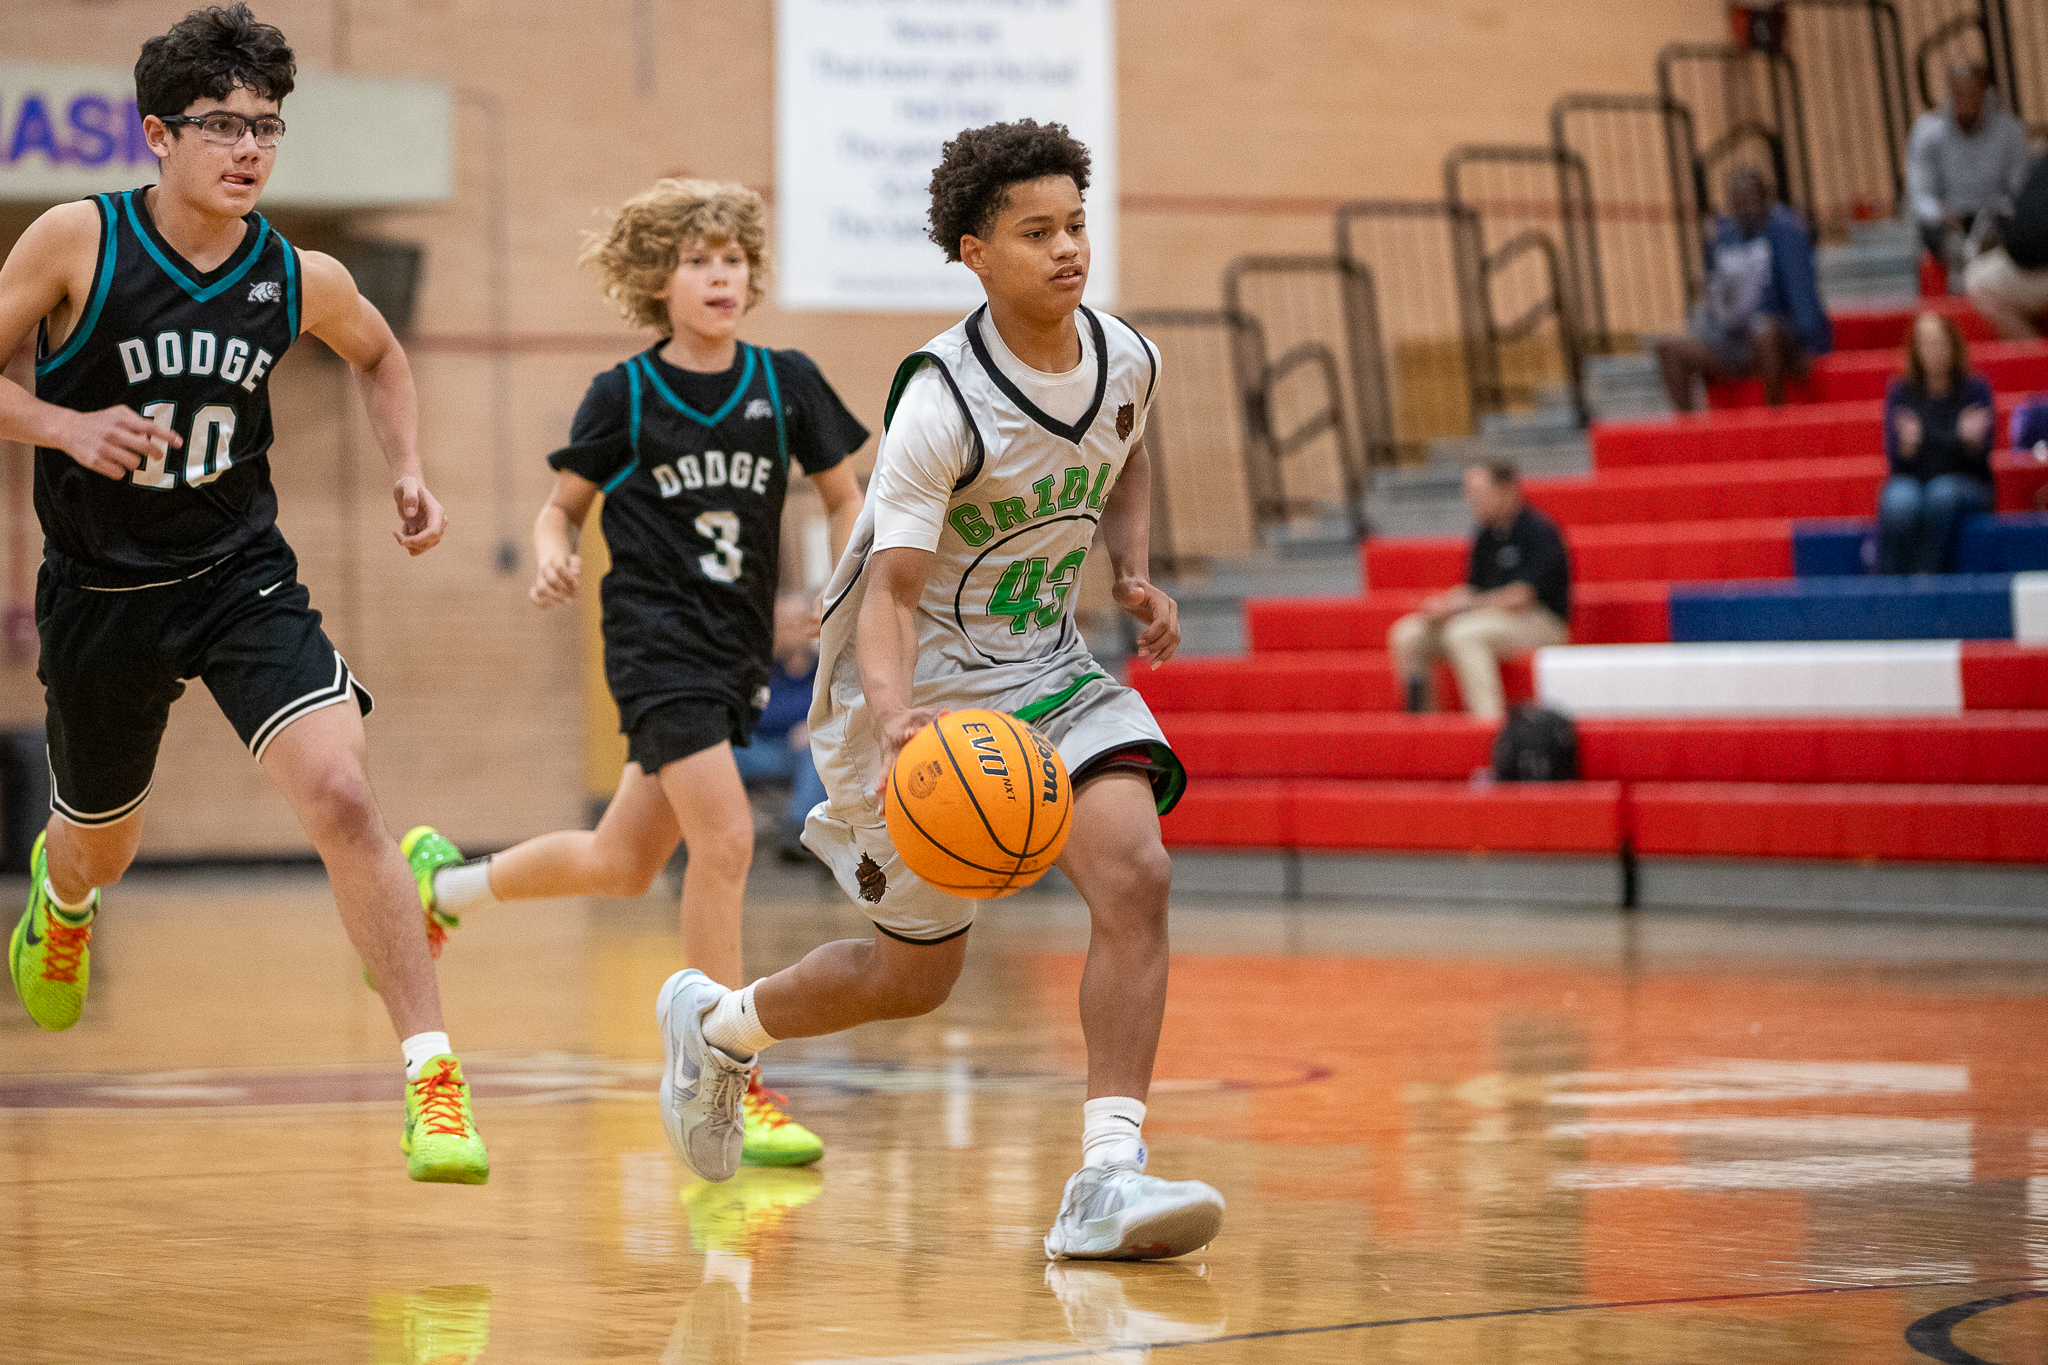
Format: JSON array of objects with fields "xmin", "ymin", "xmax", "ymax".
[{"xmin": 1388, "ymin": 606, "xmax": 1569, "ymax": 720}]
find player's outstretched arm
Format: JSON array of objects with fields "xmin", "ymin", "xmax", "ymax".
[
  {"xmin": 859, "ymin": 546, "xmax": 939, "ymax": 807},
  {"xmin": 0, "ymin": 202, "xmax": 169, "ymax": 478},
  {"xmin": 530, "ymin": 469, "xmax": 596, "ymax": 609},
  {"xmin": 811, "ymin": 461, "xmax": 864, "ymax": 569},
  {"xmin": 299, "ymin": 249, "xmax": 445, "ymax": 556},
  {"xmin": 1097, "ymin": 437, "xmax": 1179, "ymax": 669}
]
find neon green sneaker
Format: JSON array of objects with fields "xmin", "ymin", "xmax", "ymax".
[
  {"xmin": 399, "ymin": 826, "xmax": 466, "ymax": 956},
  {"xmin": 9, "ymin": 832, "xmax": 96, "ymax": 1032},
  {"xmin": 681, "ymin": 1165, "xmax": 825, "ymax": 1255},
  {"xmin": 742, "ymin": 1074, "xmax": 825, "ymax": 1167},
  {"xmin": 401, "ymin": 1055, "xmax": 490, "ymax": 1185},
  {"xmin": 370, "ymin": 1284, "xmax": 492, "ymax": 1365}
]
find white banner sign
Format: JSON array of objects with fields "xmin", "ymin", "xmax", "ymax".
[
  {"xmin": 0, "ymin": 64, "xmax": 451, "ymax": 209},
  {"xmin": 775, "ymin": 0, "xmax": 1117, "ymax": 312}
]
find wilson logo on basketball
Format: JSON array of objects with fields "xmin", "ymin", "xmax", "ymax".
[
  {"xmin": 1035, "ymin": 738, "xmax": 1061, "ymax": 804},
  {"xmin": 907, "ymin": 760, "xmax": 943, "ymax": 800}
]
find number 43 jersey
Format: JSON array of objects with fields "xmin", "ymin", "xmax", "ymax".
[
  {"xmin": 549, "ymin": 344, "xmax": 866, "ymax": 730},
  {"xmin": 809, "ymin": 305, "xmax": 1160, "ymax": 766},
  {"xmin": 33, "ymin": 188, "xmax": 301, "ymax": 584}
]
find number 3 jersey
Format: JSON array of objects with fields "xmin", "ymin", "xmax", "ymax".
[
  {"xmin": 808, "ymin": 305, "xmax": 1162, "ymax": 807},
  {"xmin": 33, "ymin": 188, "xmax": 300, "ymax": 584},
  {"xmin": 549, "ymin": 344, "xmax": 867, "ymax": 729}
]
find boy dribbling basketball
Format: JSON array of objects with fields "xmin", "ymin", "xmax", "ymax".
[
  {"xmin": 656, "ymin": 121, "xmax": 1224, "ymax": 1260},
  {"xmin": 401, "ymin": 180, "xmax": 867, "ymax": 1167}
]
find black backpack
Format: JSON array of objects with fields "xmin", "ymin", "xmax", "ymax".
[{"xmin": 1492, "ymin": 705, "xmax": 1579, "ymax": 782}]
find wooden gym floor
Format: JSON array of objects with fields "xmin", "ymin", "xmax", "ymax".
[{"xmin": 2, "ymin": 860, "xmax": 2046, "ymax": 1363}]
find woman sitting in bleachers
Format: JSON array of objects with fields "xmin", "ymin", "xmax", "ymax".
[{"xmin": 1879, "ymin": 310, "xmax": 1995, "ymax": 573}]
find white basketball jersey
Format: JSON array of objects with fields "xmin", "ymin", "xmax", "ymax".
[{"xmin": 809, "ymin": 304, "xmax": 1159, "ymax": 800}]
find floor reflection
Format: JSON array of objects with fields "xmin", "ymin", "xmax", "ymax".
[{"xmin": 2, "ymin": 865, "xmax": 2047, "ymax": 1362}]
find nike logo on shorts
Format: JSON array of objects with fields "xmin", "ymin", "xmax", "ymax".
[{"xmin": 257, "ymin": 581, "xmax": 285, "ymax": 597}]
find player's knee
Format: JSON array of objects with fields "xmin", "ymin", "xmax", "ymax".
[
  {"xmin": 1089, "ymin": 839, "xmax": 1172, "ymax": 925},
  {"xmin": 595, "ymin": 855, "xmax": 665, "ymax": 899},
  {"xmin": 295, "ymin": 763, "xmax": 382, "ymax": 848},
  {"xmin": 687, "ymin": 816, "xmax": 755, "ymax": 883}
]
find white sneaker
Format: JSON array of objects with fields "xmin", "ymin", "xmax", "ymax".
[
  {"xmin": 656, "ymin": 969, "xmax": 752, "ymax": 1182},
  {"xmin": 1044, "ymin": 1165, "xmax": 1225, "ymax": 1260},
  {"xmin": 1045, "ymin": 1261, "xmax": 1227, "ymax": 1347}
]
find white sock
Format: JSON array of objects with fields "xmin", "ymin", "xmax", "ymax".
[
  {"xmin": 1083, "ymin": 1096, "xmax": 1148, "ymax": 1171},
  {"xmin": 402, "ymin": 1030, "xmax": 453, "ymax": 1079},
  {"xmin": 433, "ymin": 859, "xmax": 498, "ymax": 914},
  {"xmin": 45, "ymin": 877, "xmax": 94, "ymax": 919},
  {"xmin": 702, "ymin": 982, "xmax": 777, "ymax": 1061}
]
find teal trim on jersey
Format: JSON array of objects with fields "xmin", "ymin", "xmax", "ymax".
[
  {"xmin": 633, "ymin": 345, "xmax": 756, "ymax": 428},
  {"xmin": 606, "ymin": 360, "xmax": 644, "ymax": 494},
  {"xmin": 122, "ymin": 191, "xmax": 272, "ymax": 303},
  {"xmin": 282, "ymin": 241, "xmax": 300, "ymax": 338},
  {"xmin": 36, "ymin": 195, "xmax": 117, "ymax": 377},
  {"xmin": 757, "ymin": 346, "xmax": 790, "ymax": 470}
]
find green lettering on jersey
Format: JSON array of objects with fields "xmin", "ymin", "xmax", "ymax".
[
  {"xmin": 1058, "ymin": 466, "xmax": 1090, "ymax": 509},
  {"xmin": 1034, "ymin": 549, "xmax": 1088, "ymax": 629},
  {"xmin": 1086, "ymin": 462, "xmax": 1114, "ymax": 509},
  {"xmin": 1031, "ymin": 476, "xmax": 1058, "ymax": 517},
  {"xmin": 949, "ymin": 504, "xmax": 993, "ymax": 546},
  {"xmin": 988, "ymin": 557, "xmax": 1049, "ymax": 634},
  {"xmin": 991, "ymin": 497, "xmax": 1030, "ymax": 530}
]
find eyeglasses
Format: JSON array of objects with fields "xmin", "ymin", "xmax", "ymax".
[{"xmin": 158, "ymin": 112, "xmax": 286, "ymax": 148}]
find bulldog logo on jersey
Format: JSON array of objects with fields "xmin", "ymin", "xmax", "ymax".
[
  {"xmin": 856, "ymin": 853, "xmax": 887, "ymax": 903},
  {"xmin": 247, "ymin": 281, "xmax": 282, "ymax": 303},
  {"xmin": 1115, "ymin": 403, "xmax": 1135, "ymax": 441}
]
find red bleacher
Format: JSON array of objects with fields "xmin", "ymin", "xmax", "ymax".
[
  {"xmin": 1706, "ymin": 339, "xmax": 2048, "ymax": 408},
  {"xmin": 1145, "ymin": 302, "xmax": 2048, "ymax": 877}
]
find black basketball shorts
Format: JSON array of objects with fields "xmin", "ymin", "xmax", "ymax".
[
  {"xmin": 624, "ymin": 696, "xmax": 755, "ymax": 777},
  {"xmin": 36, "ymin": 528, "xmax": 372, "ymax": 827}
]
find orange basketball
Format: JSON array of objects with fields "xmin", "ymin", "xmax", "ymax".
[{"xmin": 884, "ymin": 709, "xmax": 1073, "ymax": 899}]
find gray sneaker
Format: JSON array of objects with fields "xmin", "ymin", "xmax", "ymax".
[
  {"xmin": 1043, "ymin": 1165, "xmax": 1226, "ymax": 1260},
  {"xmin": 656, "ymin": 969, "xmax": 752, "ymax": 1181}
]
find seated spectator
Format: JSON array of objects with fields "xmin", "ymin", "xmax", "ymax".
[
  {"xmin": 1965, "ymin": 150, "xmax": 2048, "ymax": 339},
  {"xmin": 1389, "ymin": 460, "xmax": 1570, "ymax": 721},
  {"xmin": 2014, "ymin": 393, "xmax": 2048, "ymax": 510},
  {"xmin": 1656, "ymin": 167, "xmax": 1832, "ymax": 410},
  {"xmin": 1879, "ymin": 310, "xmax": 1995, "ymax": 574},
  {"xmin": 1909, "ymin": 62, "xmax": 2034, "ymax": 290},
  {"xmin": 730, "ymin": 592, "xmax": 828, "ymax": 861}
]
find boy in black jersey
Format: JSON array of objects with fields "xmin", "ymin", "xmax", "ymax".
[
  {"xmin": 0, "ymin": 5, "xmax": 487, "ymax": 1183},
  {"xmin": 402, "ymin": 180, "xmax": 866, "ymax": 1167}
]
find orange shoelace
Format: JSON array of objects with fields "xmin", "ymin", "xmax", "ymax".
[
  {"xmin": 39, "ymin": 918, "xmax": 91, "ymax": 984},
  {"xmin": 410, "ymin": 1058, "xmax": 471, "ymax": 1137},
  {"xmin": 744, "ymin": 1077, "xmax": 794, "ymax": 1131}
]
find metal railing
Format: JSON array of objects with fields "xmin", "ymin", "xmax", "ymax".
[
  {"xmin": 1783, "ymin": 0, "xmax": 1912, "ymax": 223},
  {"xmin": 1443, "ymin": 145, "xmax": 1594, "ymax": 423},
  {"xmin": 1658, "ymin": 42, "xmax": 1816, "ymax": 226},
  {"xmin": 1333, "ymin": 200, "xmax": 1486, "ymax": 464},
  {"xmin": 1218, "ymin": 256, "xmax": 1370, "ymax": 539},
  {"xmin": 1122, "ymin": 309, "xmax": 1262, "ymax": 573},
  {"xmin": 1550, "ymin": 92, "xmax": 1704, "ymax": 333}
]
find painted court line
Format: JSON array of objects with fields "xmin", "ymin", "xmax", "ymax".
[{"xmin": 965, "ymin": 1278, "xmax": 2046, "ymax": 1365}]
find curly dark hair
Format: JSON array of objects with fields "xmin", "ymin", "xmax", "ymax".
[
  {"xmin": 926, "ymin": 120, "xmax": 1092, "ymax": 262},
  {"xmin": 135, "ymin": 5, "xmax": 297, "ymax": 122}
]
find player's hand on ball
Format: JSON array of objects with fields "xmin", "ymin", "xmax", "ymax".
[
  {"xmin": 392, "ymin": 476, "xmax": 447, "ymax": 556},
  {"xmin": 874, "ymin": 705, "xmax": 941, "ymax": 811},
  {"xmin": 530, "ymin": 552, "xmax": 580, "ymax": 608},
  {"xmin": 62, "ymin": 404, "xmax": 164, "ymax": 480},
  {"xmin": 1114, "ymin": 576, "xmax": 1180, "ymax": 669}
]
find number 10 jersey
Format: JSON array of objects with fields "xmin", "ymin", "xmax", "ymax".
[{"xmin": 33, "ymin": 188, "xmax": 301, "ymax": 585}]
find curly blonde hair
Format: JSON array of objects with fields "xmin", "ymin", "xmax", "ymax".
[{"xmin": 580, "ymin": 179, "xmax": 769, "ymax": 335}]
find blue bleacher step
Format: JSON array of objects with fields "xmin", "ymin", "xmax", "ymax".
[
  {"xmin": 1793, "ymin": 512, "xmax": 2048, "ymax": 577},
  {"xmin": 1671, "ymin": 573, "xmax": 2016, "ymax": 642}
]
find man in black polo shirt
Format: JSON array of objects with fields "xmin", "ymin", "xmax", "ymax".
[{"xmin": 1387, "ymin": 459, "xmax": 1571, "ymax": 719}]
